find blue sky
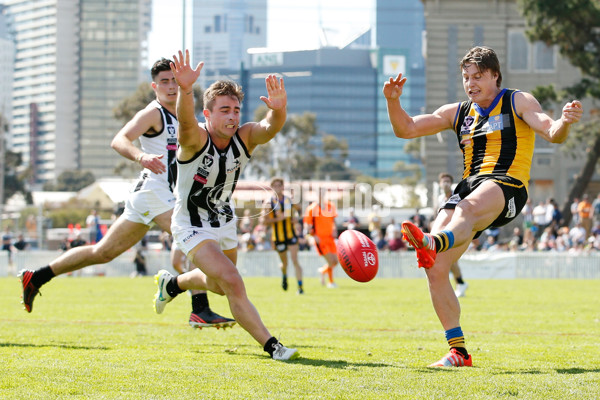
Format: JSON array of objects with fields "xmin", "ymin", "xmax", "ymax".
[{"xmin": 147, "ymin": 0, "xmax": 374, "ymax": 67}]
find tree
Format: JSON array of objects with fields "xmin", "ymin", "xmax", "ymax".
[
  {"xmin": 43, "ymin": 170, "xmax": 96, "ymax": 192},
  {"xmin": 245, "ymin": 107, "xmax": 356, "ymax": 181},
  {"xmin": 2, "ymin": 149, "xmax": 32, "ymax": 203},
  {"xmin": 518, "ymin": 0, "xmax": 600, "ymax": 224},
  {"xmin": 112, "ymin": 82, "xmax": 204, "ymax": 178}
]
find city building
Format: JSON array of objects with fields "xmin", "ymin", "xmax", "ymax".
[
  {"xmin": 191, "ymin": 0, "xmax": 267, "ymax": 90},
  {"xmin": 4, "ymin": 0, "xmax": 151, "ymax": 186},
  {"xmin": 0, "ymin": 5, "xmax": 13, "ymax": 127},
  {"xmin": 201, "ymin": 0, "xmax": 426, "ymax": 179}
]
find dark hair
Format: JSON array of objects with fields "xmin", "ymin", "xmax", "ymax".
[
  {"xmin": 151, "ymin": 58, "xmax": 173, "ymax": 81},
  {"xmin": 203, "ymin": 80, "xmax": 244, "ymax": 111},
  {"xmin": 460, "ymin": 46, "xmax": 502, "ymax": 88},
  {"xmin": 438, "ymin": 172, "xmax": 453, "ymax": 184}
]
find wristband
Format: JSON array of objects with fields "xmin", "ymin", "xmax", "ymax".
[{"xmin": 135, "ymin": 153, "xmax": 144, "ymax": 163}]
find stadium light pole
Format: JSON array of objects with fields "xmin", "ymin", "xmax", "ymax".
[{"xmin": 182, "ymin": 0, "xmax": 186, "ymax": 50}]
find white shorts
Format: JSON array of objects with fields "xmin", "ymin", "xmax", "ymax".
[
  {"xmin": 122, "ymin": 187, "xmax": 175, "ymax": 225},
  {"xmin": 172, "ymin": 220, "xmax": 238, "ymax": 257}
]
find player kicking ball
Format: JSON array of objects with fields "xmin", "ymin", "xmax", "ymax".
[{"xmin": 384, "ymin": 46, "xmax": 582, "ymax": 367}]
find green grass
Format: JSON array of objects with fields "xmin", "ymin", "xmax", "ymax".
[{"xmin": 1, "ymin": 276, "xmax": 599, "ymax": 399}]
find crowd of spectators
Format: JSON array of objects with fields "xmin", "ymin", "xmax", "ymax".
[{"xmin": 232, "ymin": 193, "xmax": 600, "ymax": 255}]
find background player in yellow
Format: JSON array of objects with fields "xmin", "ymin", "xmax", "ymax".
[{"xmin": 263, "ymin": 177, "xmax": 304, "ymax": 294}]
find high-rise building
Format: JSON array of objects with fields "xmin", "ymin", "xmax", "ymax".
[
  {"xmin": 202, "ymin": 0, "xmax": 426, "ymax": 179},
  {"xmin": 0, "ymin": 5, "xmax": 14, "ymax": 127},
  {"xmin": 191, "ymin": 0, "xmax": 267, "ymax": 90},
  {"xmin": 5, "ymin": 0, "xmax": 151, "ymax": 185}
]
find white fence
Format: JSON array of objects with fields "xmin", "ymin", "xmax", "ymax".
[{"xmin": 1, "ymin": 250, "xmax": 599, "ymax": 279}]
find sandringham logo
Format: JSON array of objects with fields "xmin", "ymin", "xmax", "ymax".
[{"xmin": 505, "ymin": 197, "xmax": 516, "ymax": 219}]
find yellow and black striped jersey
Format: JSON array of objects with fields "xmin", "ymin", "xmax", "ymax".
[
  {"xmin": 453, "ymin": 89, "xmax": 535, "ymax": 189},
  {"xmin": 267, "ymin": 196, "xmax": 298, "ymax": 243}
]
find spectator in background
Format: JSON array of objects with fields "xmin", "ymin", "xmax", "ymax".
[
  {"xmin": 252, "ymin": 216, "xmax": 270, "ymax": 251},
  {"xmin": 343, "ymin": 207, "xmax": 360, "ymax": 231},
  {"xmin": 591, "ymin": 193, "xmax": 600, "ymax": 226},
  {"xmin": 509, "ymin": 226, "xmax": 524, "ymax": 249},
  {"xmin": 367, "ymin": 205, "xmax": 382, "ymax": 240},
  {"xmin": 132, "ymin": 237, "xmax": 148, "ymax": 277},
  {"xmin": 60, "ymin": 236, "xmax": 71, "ymax": 252},
  {"xmin": 569, "ymin": 222, "xmax": 587, "ymax": 246},
  {"xmin": 521, "ymin": 198, "xmax": 534, "ymax": 231},
  {"xmin": 570, "ymin": 197, "xmax": 580, "ymax": 226},
  {"xmin": 70, "ymin": 234, "xmax": 87, "ymax": 249},
  {"xmin": 13, "ymin": 234, "xmax": 28, "ymax": 251},
  {"xmin": 532, "ymin": 200, "xmax": 549, "ymax": 238},
  {"xmin": 578, "ymin": 194, "xmax": 593, "ymax": 239},
  {"xmin": 372, "ymin": 229, "xmax": 388, "ymax": 251},
  {"xmin": 387, "ymin": 230, "xmax": 407, "ymax": 252},
  {"xmin": 85, "ymin": 209, "xmax": 101, "ymax": 244},
  {"xmin": 548, "ymin": 198, "xmax": 562, "ymax": 230},
  {"xmin": 385, "ymin": 218, "xmax": 401, "ymax": 243},
  {"xmin": 2, "ymin": 226, "xmax": 14, "ymax": 268},
  {"xmin": 239, "ymin": 209, "xmax": 253, "ymax": 235}
]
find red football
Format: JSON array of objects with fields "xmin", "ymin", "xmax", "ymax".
[{"xmin": 337, "ymin": 229, "xmax": 379, "ymax": 282}]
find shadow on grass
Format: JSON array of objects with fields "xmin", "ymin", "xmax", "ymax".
[
  {"xmin": 279, "ymin": 358, "xmax": 396, "ymax": 369},
  {"xmin": 556, "ymin": 368, "xmax": 600, "ymax": 374},
  {"xmin": 0, "ymin": 342, "xmax": 109, "ymax": 350}
]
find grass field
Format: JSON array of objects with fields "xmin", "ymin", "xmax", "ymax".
[{"xmin": 1, "ymin": 275, "xmax": 599, "ymax": 399}]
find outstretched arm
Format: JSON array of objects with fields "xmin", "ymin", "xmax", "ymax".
[
  {"xmin": 244, "ymin": 75, "xmax": 287, "ymax": 151},
  {"xmin": 110, "ymin": 107, "xmax": 166, "ymax": 174},
  {"xmin": 383, "ymin": 73, "xmax": 454, "ymax": 139},
  {"xmin": 170, "ymin": 49, "xmax": 205, "ymax": 148},
  {"xmin": 517, "ymin": 92, "xmax": 583, "ymax": 143}
]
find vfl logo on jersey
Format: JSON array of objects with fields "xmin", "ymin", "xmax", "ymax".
[
  {"xmin": 166, "ymin": 125, "xmax": 177, "ymax": 150},
  {"xmin": 193, "ymin": 154, "xmax": 214, "ymax": 184},
  {"xmin": 460, "ymin": 116, "xmax": 475, "ymax": 145},
  {"xmin": 226, "ymin": 159, "xmax": 241, "ymax": 173},
  {"xmin": 460, "ymin": 116, "xmax": 475, "ymax": 134},
  {"xmin": 505, "ymin": 197, "xmax": 516, "ymax": 219}
]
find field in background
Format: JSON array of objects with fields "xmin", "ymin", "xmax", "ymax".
[{"xmin": 1, "ymin": 277, "xmax": 599, "ymax": 399}]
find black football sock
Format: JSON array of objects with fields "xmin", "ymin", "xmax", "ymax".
[
  {"xmin": 31, "ymin": 266, "xmax": 55, "ymax": 288},
  {"xmin": 166, "ymin": 276, "xmax": 185, "ymax": 298},
  {"xmin": 453, "ymin": 347, "xmax": 469, "ymax": 359},
  {"xmin": 191, "ymin": 293, "xmax": 209, "ymax": 313},
  {"xmin": 456, "ymin": 277, "xmax": 465, "ymax": 284},
  {"xmin": 263, "ymin": 336, "xmax": 278, "ymax": 357}
]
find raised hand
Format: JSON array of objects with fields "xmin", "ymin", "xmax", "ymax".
[
  {"xmin": 260, "ymin": 75, "xmax": 287, "ymax": 110},
  {"xmin": 170, "ymin": 49, "xmax": 204, "ymax": 91},
  {"xmin": 383, "ymin": 73, "xmax": 407, "ymax": 100}
]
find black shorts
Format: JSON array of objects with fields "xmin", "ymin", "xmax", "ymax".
[
  {"xmin": 440, "ymin": 174, "xmax": 528, "ymax": 237},
  {"xmin": 274, "ymin": 236, "xmax": 298, "ymax": 253}
]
